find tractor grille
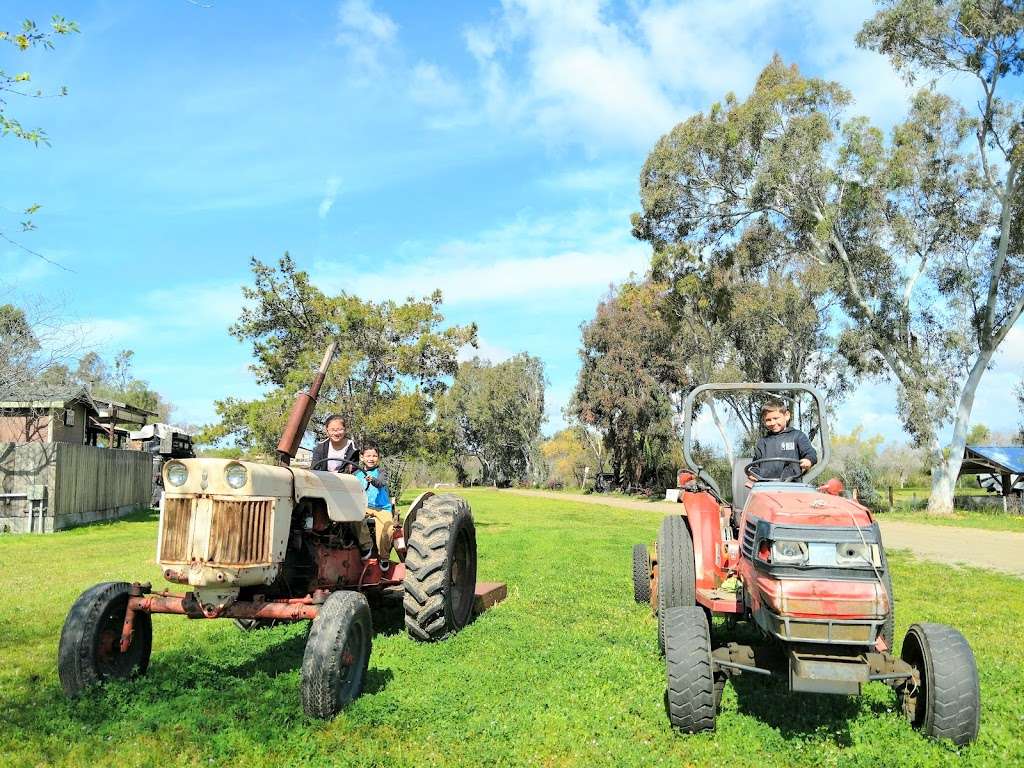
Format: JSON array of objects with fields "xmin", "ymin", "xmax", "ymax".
[
  {"xmin": 208, "ymin": 497, "xmax": 273, "ymax": 565},
  {"xmin": 741, "ymin": 519, "xmax": 757, "ymax": 560},
  {"xmin": 160, "ymin": 496, "xmax": 194, "ymax": 563}
]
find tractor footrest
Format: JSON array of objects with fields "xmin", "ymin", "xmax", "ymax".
[
  {"xmin": 697, "ymin": 587, "xmax": 741, "ymax": 613},
  {"xmin": 474, "ymin": 582, "xmax": 507, "ymax": 615}
]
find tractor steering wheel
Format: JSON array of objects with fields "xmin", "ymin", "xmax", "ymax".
[
  {"xmin": 310, "ymin": 457, "xmax": 360, "ymax": 473},
  {"xmin": 744, "ymin": 457, "xmax": 805, "ymax": 483}
]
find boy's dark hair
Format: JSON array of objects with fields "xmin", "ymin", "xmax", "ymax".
[
  {"xmin": 760, "ymin": 401, "xmax": 790, "ymax": 418},
  {"xmin": 361, "ymin": 443, "xmax": 381, "ymax": 456},
  {"xmin": 325, "ymin": 414, "xmax": 346, "ymax": 428}
]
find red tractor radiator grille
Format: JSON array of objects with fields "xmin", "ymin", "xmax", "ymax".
[
  {"xmin": 160, "ymin": 497, "xmax": 194, "ymax": 563},
  {"xmin": 208, "ymin": 497, "xmax": 274, "ymax": 565}
]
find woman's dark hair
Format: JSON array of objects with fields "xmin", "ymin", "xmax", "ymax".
[{"xmin": 325, "ymin": 414, "xmax": 346, "ymax": 428}]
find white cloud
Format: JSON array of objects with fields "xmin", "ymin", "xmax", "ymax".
[
  {"xmin": 335, "ymin": 0, "xmax": 398, "ymax": 79},
  {"xmin": 458, "ymin": 336, "xmax": 513, "ymax": 364},
  {"xmin": 541, "ymin": 164, "xmax": 634, "ymax": 192},
  {"xmin": 314, "ymin": 205, "xmax": 648, "ymax": 305},
  {"xmin": 318, "ymin": 176, "xmax": 342, "ymax": 219},
  {"xmin": 409, "ymin": 62, "xmax": 465, "ymax": 108}
]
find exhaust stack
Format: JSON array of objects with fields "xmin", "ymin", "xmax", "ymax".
[{"xmin": 276, "ymin": 341, "xmax": 338, "ymax": 466}]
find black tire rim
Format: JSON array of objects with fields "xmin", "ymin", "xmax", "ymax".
[
  {"xmin": 450, "ymin": 525, "xmax": 473, "ymax": 625},
  {"xmin": 901, "ymin": 630, "xmax": 928, "ymax": 728},
  {"xmin": 337, "ymin": 618, "xmax": 368, "ymax": 705},
  {"xmin": 94, "ymin": 597, "xmax": 135, "ymax": 678}
]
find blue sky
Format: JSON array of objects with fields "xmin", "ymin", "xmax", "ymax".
[{"xmin": 4, "ymin": 0, "xmax": 1022, "ymax": 444}]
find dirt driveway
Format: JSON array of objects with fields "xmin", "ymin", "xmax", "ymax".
[{"xmin": 504, "ymin": 488, "xmax": 1024, "ymax": 578}]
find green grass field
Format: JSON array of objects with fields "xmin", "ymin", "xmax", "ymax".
[{"xmin": 1, "ymin": 489, "xmax": 1021, "ymax": 768}]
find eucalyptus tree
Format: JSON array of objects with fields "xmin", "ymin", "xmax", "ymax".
[
  {"xmin": 440, "ymin": 353, "xmax": 546, "ymax": 486},
  {"xmin": 571, "ymin": 281, "xmax": 688, "ymax": 489},
  {"xmin": 632, "ymin": 0, "xmax": 1024, "ymax": 513}
]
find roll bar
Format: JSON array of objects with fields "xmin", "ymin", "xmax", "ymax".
[{"xmin": 681, "ymin": 382, "xmax": 831, "ymax": 484}]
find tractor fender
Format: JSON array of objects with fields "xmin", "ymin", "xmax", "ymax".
[
  {"xmin": 681, "ymin": 490, "xmax": 724, "ymax": 591},
  {"xmin": 402, "ymin": 490, "xmax": 434, "ymax": 542}
]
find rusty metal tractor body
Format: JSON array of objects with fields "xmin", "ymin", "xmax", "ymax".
[
  {"xmin": 637, "ymin": 383, "xmax": 980, "ymax": 745},
  {"xmin": 58, "ymin": 341, "xmax": 505, "ymax": 718}
]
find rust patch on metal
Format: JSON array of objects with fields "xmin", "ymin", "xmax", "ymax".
[
  {"xmin": 473, "ymin": 581, "xmax": 507, "ymax": 614},
  {"xmin": 209, "ymin": 497, "xmax": 273, "ymax": 565},
  {"xmin": 160, "ymin": 496, "xmax": 194, "ymax": 562}
]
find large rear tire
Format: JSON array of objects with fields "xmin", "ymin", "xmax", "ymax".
[
  {"xmin": 664, "ymin": 606, "xmax": 716, "ymax": 733},
  {"xmin": 656, "ymin": 516, "xmax": 696, "ymax": 653},
  {"xmin": 403, "ymin": 493, "xmax": 477, "ymax": 641},
  {"xmin": 301, "ymin": 590, "xmax": 372, "ymax": 719},
  {"xmin": 58, "ymin": 582, "xmax": 152, "ymax": 698},
  {"xmin": 632, "ymin": 543, "xmax": 651, "ymax": 604},
  {"xmin": 899, "ymin": 623, "xmax": 980, "ymax": 746}
]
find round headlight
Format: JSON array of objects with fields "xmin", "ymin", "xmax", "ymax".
[
  {"xmin": 836, "ymin": 542, "xmax": 871, "ymax": 565},
  {"xmin": 166, "ymin": 462, "xmax": 188, "ymax": 487},
  {"xmin": 225, "ymin": 463, "xmax": 248, "ymax": 489}
]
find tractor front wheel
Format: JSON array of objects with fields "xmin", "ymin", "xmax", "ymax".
[
  {"xmin": 899, "ymin": 622, "xmax": 980, "ymax": 746},
  {"xmin": 656, "ymin": 515, "xmax": 696, "ymax": 653},
  {"xmin": 664, "ymin": 606, "xmax": 716, "ymax": 733},
  {"xmin": 403, "ymin": 493, "xmax": 477, "ymax": 641},
  {"xmin": 301, "ymin": 590, "xmax": 372, "ymax": 719},
  {"xmin": 632, "ymin": 543, "xmax": 651, "ymax": 604},
  {"xmin": 58, "ymin": 581, "xmax": 152, "ymax": 698}
]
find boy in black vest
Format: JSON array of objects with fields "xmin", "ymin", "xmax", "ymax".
[{"xmin": 748, "ymin": 400, "xmax": 817, "ymax": 482}]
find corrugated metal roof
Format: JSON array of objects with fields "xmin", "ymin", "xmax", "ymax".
[
  {"xmin": 0, "ymin": 385, "xmax": 95, "ymax": 409},
  {"xmin": 963, "ymin": 445, "xmax": 1024, "ymax": 474}
]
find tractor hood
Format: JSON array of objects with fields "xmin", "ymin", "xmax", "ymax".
[
  {"xmin": 744, "ymin": 484, "xmax": 873, "ymax": 527},
  {"xmin": 161, "ymin": 457, "xmax": 366, "ymax": 522}
]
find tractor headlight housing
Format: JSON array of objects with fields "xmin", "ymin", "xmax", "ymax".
[
  {"xmin": 771, "ymin": 540, "xmax": 809, "ymax": 566},
  {"xmin": 835, "ymin": 542, "xmax": 875, "ymax": 566},
  {"xmin": 166, "ymin": 461, "xmax": 188, "ymax": 487},
  {"xmin": 225, "ymin": 463, "xmax": 248, "ymax": 489}
]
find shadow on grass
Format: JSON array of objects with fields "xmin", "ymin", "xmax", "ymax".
[
  {"xmin": 702, "ymin": 620, "xmax": 894, "ymax": 744},
  {"xmin": 4, "ymin": 613, "xmax": 397, "ymax": 742},
  {"xmin": 726, "ymin": 674, "xmax": 891, "ymax": 745}
]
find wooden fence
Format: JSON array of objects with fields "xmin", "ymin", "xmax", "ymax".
[{"xmin": 0, "ymin": 442, "xmax": 152, "ymax": 533}]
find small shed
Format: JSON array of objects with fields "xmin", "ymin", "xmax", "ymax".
[
  {"xmin": 960, "ymin": 445, "xmax": 1024, "ymax": 496},
  {"xmin": 0, "ymin": 386, "xmax": 98, "ymax": 445}
]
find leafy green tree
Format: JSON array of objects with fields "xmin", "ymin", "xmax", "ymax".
[
  {"xmin": 570, "ymin": 281, "xmax": 687, "ymax": 490},
  {"xmin": 966, "ymin": 423, "xmax": 991, "ymax": 444},
  {"xmin": 631, "ymin": 26, "xmax": 1024, "ymax": 514},
  {"xmin": 439, "ymin": 353, "xmax": 546, "ymax": 486},
  {"xmin": 202, "ymin": 254, "xmax": 476, "ymax": 457},
  {"xmin": 1, "ymin": 15, "xmax": 77, "ymax": 259}
]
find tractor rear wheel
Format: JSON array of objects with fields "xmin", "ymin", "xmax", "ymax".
[
  {"xmin": 632, "ymin": 543, "xmax": 651, "ymax": 604},
  {"xmin": 656, "ymin": 515, "xmax": 696, "ymax": 653},
  {"xmin": 899, "ymin": 623, "xmax": 980, "ymax": 746},
  {"xmin": 664, "ymin": 606, "xmax": 716, "ymax": 733},
  {"xmin": 58, "ymin": 581, "xmax": 152, "ymax": 698},
  {"xmin": 403, "ymin": 493, "xmax": 477, "ymax": 641},
  {"xmin": 301, "ymin": 590, "xmax": 372, "ymax": 719}
]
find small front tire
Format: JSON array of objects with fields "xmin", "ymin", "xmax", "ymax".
[
  {"xmin": 899, "ymin": 622, "xmax": 980, "ymax": 746},
  {"xmin": 301, "ymin": 591, "xmax": 373, "ymax": 719},
  {"xmin": 58, "ymin": 581, "xmax": 152, "ymax": 698},
  {"xmin": 664, "ymin": 606, "xmax": 716, "ymax": 733}
]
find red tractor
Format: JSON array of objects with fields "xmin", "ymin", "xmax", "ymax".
[{"xmin": 632, "ymin": 383, "xmax": 980, "ymax": 745}]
